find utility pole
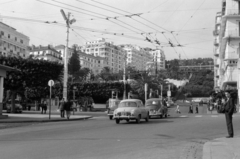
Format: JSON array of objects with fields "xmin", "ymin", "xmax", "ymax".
[
  {"xmin": 123, "ymin": 54, "xmax": 126, "ymax": 99},
  {"xmin": 60, "ymin": 9, "xmax": 76, "ymax": 101}
]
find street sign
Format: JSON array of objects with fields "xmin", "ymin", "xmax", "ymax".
[
  {"xmin": 48, "ymin": 80, "xmax": 54, "ymax": 87},
  {"xmin": 167, "ymin": 91, "xmax": 171, "ymax": 97}
]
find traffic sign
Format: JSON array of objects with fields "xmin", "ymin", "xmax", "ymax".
[
  {"xmin": 48, "ymin": 80, "xmax": 54, "ymax": 87},
  {"xmin": 167, "ymin": 91, "xmax": 171, "ymax": 97}
]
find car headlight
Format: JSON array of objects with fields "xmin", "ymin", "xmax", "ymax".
[{"xmin": 131, "ymin": 110, "xmax": 135, "ymax": 116}]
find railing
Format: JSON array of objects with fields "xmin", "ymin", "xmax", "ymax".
[
  {"xmin": 226, "ymin": 29, "xmax": 240, "ymax": 37},
  {"xmin": 226, "ymin": 9, "xmax": 240, "ymax": 15}
]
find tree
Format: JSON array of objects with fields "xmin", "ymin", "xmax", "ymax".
[
  {"xmin": 0, "ymin": 56, "xmax": 63, "ymax": 113},
  {"xmin": 68, "ymin": 47, "xmax": 80, "ymax": 75}
]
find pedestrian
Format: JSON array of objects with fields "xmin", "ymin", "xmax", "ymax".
[
  {"xmin": 41, "ymin": 99, "xmax": 47, "ymax": 114},
  {"xmin": 64, "ymin": 99, "xmax": 72, "ymax": 120},
  {"xmin": 224, "ymin": 91, "xmax": 234, "ymax": 138},
  {"xmin": 195, "ymin": 104, "xmax": 199, "ymax": 114},
  {"xmin": 189, "ymin": 103, "xmax": 193, "ymax": 113},
  {"xmin": 58, "ymin": 98, "xmax": 65, "ymax": 118},
  {"xmin": 175, "ymin": 104, "xmax": 181, "ymax": 114}
]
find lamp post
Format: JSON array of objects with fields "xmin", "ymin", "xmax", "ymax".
[
  {"xmin": 60, "ymin": 9, "xmax": 76, "ymax": 101},
  {"xmin": 123, "ymin": 54, "xmax": 127, "ymax": 99},
  {"xmin": 73, "ymin": 86, "xmax": 77, "ymax": 115},
  {"xmin": 199, "ymin": 63, "xmax": 203, "ymax": 70}
]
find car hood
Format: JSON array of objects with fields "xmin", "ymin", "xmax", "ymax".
[{"xmin": 115, "ymin": 107, "xmax": 138, "ymax": 112}]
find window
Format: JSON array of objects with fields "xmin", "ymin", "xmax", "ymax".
[
  {"xmin": 1, "ymin": 31, "xmax": 4, "ymax": 36},
  {"xmin": 8, "ymin": 34, "xmax": 10, "ymax": 39},
  {"xmin": 15, "ymin": 37, "xmax": 17, "ymax": 41},
  {"xmin": 20, "ymin": 39, "xmax": 23, "ymax": 44}
]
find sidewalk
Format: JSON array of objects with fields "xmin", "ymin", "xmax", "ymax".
[
  {"xmin": 202, "ymin": 136, "xmax": 240, "ymax": 159},
  {"xmin": 0, "ymin": 112, "xmax": 92, "ymax": 123}
]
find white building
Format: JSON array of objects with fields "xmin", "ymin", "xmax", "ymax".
[
  {"xmin": 214, "ymin": 0, "xmax": 240, "ymax": 105},
  {"xmin": 29, "ymin": 45, "xmax": 62, "ymax": 63},
  {"xmin": 120, "ymin": 44, "xmax": 153, "ymax": 71},
  {"xmin": 79, "ymin": 38, "xmax": 126, "ymax": 73},
  {"xmin": 55, "ymin": 45, "xmax": 106, "ymax": 75},
  {"xmin": 0, "ymin": 22, "xmax": 30, "ymax": 58},
  {"xmin": 149, "ymin": 48, "xmax": 166, "ymax": 70}
]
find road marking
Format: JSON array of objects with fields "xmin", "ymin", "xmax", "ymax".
[
  {"xmin": 92, "ymin": 116, "xmax": 108, "ymax": 119},
  {"xmin": 179, "ymin": 115, "xmax": 187, "ymax": 118}
]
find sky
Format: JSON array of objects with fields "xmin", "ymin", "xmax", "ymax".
[{"xmin": 0, "ymin": 0, "xmax": 221, "ymax": 60}]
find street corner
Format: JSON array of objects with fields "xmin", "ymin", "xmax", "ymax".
[
  {"xmin": 202, "ymin": 136, "xmax": 240, "ymax": 159},
  {"xmin": 0, "ymin": 115, "xmax": 93, "ymax": 123}
]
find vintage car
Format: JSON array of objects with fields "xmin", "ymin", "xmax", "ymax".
[
  {"xmin": 113, "ymin": 99, "xmax": 149, "ymax": 124},
  {"xmin": 5, "ymin": 99, "xmax": 23, "ymax": 113},
  {"xmin": 146, "ymin": 98, "xmax": 168, "ymax": 118},
  {"xmin": 106, "ymin": 98, "xmax": 121, "ymax": 120}
]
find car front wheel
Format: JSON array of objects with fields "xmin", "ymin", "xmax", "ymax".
[
  {"xmin": 116, "ymin": 119, "xmax": 120, "ymax": 124},
  {"xmin": 145, "ymin": 113, "xmax": 149, "ymax": 122},
  {"xmin": 109, "ymin": 116, "xmax": 113, "ymax": 120},
  {"xmin": 136, "ymin": 115, "xmax": 140, "ymax": 124}
]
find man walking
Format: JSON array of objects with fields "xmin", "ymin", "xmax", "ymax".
[
  {"xmin": 59, "ymin": 98, "xmax": 65, "ymax": 118},
  {"xmin": 224, "ymin": 91, "xmax": 234, "ymax": 138}
]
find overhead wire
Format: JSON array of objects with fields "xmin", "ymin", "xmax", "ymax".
[
  {"xmin": 147, "ymin": 0, "xmax": 170, "ymax": 12},
  {"xmin": 178, "ymin": 0, "xmax": 206, "ymax": 32}
]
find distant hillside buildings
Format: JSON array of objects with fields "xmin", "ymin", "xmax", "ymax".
[{"xmin": 0, "ymin": 22, "xmax": 167, "ymax": 74}]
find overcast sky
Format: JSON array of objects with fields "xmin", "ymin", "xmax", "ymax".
[{"xmin": 0, "ymin": 0, "xmax": 221, "ymax": 60}]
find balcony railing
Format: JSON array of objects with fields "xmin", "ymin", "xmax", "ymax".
[
  {"xmin": 226, "ymin": 9, "xmax": 240, "ymax": 15},
  {"xmin": 226, "ymin": 30, "xmax": 240, "ymax": 37}
]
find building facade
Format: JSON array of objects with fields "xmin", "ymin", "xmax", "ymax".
[
  {"xmin": 120, "ymin": 44, "xmax": 153, "ymax": 71},
  {"xmin": 0, "ymin": 22, "xmax": 30, "ymax": 58},
  {"xmin": 78, "ymin": 38, "xmax": 126, "ymax": 73},
  {"xmin": 149, "ymin": 48, "xmax": 166, "ymax": 70},
  {"xmin": 29, "ymin": 45, "xmax": 62, "ymax": 63},
  {"xmin": 214, "ymin": 0, "xmax": 240, "ymax": 104},
  {"xmin": 55, "ymin": 45, "xmax": 106, "ymax": 75}
]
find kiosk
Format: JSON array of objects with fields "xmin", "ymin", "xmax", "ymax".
[{"xmin": 0, "ymin": 64, "xmax": 18, "ymax": 119}]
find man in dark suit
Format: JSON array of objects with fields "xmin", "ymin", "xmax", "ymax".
[{"xmin": 224, "ymin": 92, "xmax": 234, "ymax": 138}]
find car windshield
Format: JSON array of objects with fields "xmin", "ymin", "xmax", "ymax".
[
  {"xmin": 119, "ymin": 101, "xmax": 137, "ymax": 108},
  {"xmin": 109, "ymin": 101, "xmax": 120, "ymax": 107},
  {"xmin": 146, "ymin": 100, "xmax": 160, "ymax": 105}
]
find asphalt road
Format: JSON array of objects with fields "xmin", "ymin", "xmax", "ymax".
[{"xmin": 0, "ymin": 105, "xmax": 240, "ymax": 159}]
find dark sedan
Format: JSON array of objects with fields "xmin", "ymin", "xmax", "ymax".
[{"xmin": 145, "ymin": 98, "xmax": 168, "ymax": 118}]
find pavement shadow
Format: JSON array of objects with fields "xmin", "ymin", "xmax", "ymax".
[{"xmin": 121, "ymin": 119, "xmax": 174, "ymax": 125}]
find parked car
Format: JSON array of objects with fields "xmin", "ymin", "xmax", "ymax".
[
  {"xmin": 113, "ymin": 99, "xmax": 149, "ymax": 124},
  {"xmin": 6, "ymin": 99, "xmax": 23, "ymax": 113},
  {"xmin": 106, "ymin": 98, "xmax": 121, "ymax": 120},
  {"xmin": 145, "ymin": 98, "xmax": 168, "ymax": 118}
]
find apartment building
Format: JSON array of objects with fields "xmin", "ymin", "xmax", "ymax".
[
  {"xmin": 29, "ymin": 45, "xmax": 62, "ymax": 63},
  {"xmin": 0, "ymin": 22, "xmax": 30, "ymax": 58},
  {"xmin": 55, "ymin": 45, "xmax": 106, "ymax": 75},
  {"xmin": 214, "ymin": 0, "xmax": 240, "ymax": 103},
  {"xmin": 78, "ymin": 38, "xmax": 126, "ymax": 73},
  {"xmin": 149, "ymin": 48, "xmax": 166, "ymax": 70},
  {"xmin": 120, "ymin": 44, "xmax": 153, "ymax": 71}
]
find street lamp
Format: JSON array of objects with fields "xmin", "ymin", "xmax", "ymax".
[
  {"xmin": 60, "ymin": 9, "xmax": 76, "ymax": 101},
  {"xmin": 72, "ymin": 86, "xmax": 77, "ymax": 115},
  {"xmin": 199, "ymin": 63, "xmax": 203, "ymax": 70}
]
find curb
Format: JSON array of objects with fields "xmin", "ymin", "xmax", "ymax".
[{"xmin": 0, "ymin": 116, "xmax": 93, "ymax": 123}]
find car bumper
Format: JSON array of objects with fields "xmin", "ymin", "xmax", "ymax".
[
  {"xmin": 113, "ymin": 116, "xmax": 136, "ymax": 120},
  {"xmin": 149, "ymin": 112, "xmax": 162, "ymax": 117}
]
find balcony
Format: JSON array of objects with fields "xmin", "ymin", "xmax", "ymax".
[
  {"xmin": 213, "ymin": 38, "xmax": 219, "ymax": 46},
  {"xmin": 226, "ymin": 9, "xmax": 240, "ymax": 16}
]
